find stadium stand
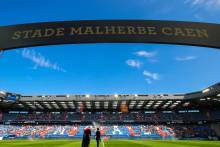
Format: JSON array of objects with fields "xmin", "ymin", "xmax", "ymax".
[
  {"xmin": 0, "ymin": 83, "xmax": 220, "ymax": 140},
  {"xmin": 2, "ymin": 111, "xmax": 220, "ymax": 123},
  {"xmin": 0, "ymin": 124, "xmax": 217, "ymax": 140}
]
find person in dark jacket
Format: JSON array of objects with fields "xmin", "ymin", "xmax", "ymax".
[
  {"xmin": 95, "ymin": 128, "xmax": 101, "ymax": 147},
  {"xmin": 82, "ymin": 127, "xmax": 91, "ymax": 147}
]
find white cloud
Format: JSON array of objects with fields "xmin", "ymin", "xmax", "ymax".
[
  {"xmin": 175, "ymin": 56, "xmax": 197, "ymax": 61},
  {"xmin": 21, "ymin": 49, "xmax": 66, "ymax": 72},
  {"xmin": 148, "ymin": 59, "xmax": 159, "ymax": 63},
  {"xmin": 185, "ymin": 0, "xmax": 220, "ymax": 9},
  {"xmin": 126, "ymin": 59, "xmax": 143, "ymax": 68},
  {"xmin": 143, "ymin": 70, "xmax": 160, "ymax": 80},
  {"xmin": 134, "ymin": 50, "xmax": 156, "ymax": 58},
  {"xmin": 194, "ymin": 14, "xmax": 205, "ymax": 21},
  {"xmin": 145, "ymin": 78, "xmax": 153, "ymax": 84}
]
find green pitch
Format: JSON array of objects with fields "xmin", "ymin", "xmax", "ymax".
[{"xmin": 0, "ymin": 139, "xmax": 219, "ymax": 147}]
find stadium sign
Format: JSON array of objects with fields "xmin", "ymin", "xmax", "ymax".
[{"xmin": 0, "ymin": 20, "xmax": 220, "ymax": 50}]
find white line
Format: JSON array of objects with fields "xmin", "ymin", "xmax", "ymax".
[
  {"xmin": 92, "ymin": 121, "xmax": 105, "ymax": 147},
  {"xmin": 102, "ymin": 139, "xmax": 105, "ymax": 147}
]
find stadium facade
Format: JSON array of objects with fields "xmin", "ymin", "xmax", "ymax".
[{"xmin": 0, "ymin": 83, "xmax": 220, "ymax": 140}]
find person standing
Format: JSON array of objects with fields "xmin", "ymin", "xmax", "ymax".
[
  {"xmin": 82, "ymin": 127, "xmax": 91, "ymax": 147},
  {"xmin": 95, "ymin": 128, "xmax": 101, "ymax": 147}
]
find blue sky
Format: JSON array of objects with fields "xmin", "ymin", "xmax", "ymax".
[{"xmin": 0, "ymin": 0, "xmax": 220, "ymax": 95}]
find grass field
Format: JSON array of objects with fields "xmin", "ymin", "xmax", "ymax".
[{"xmin": 0, "ymin": 140, "xmax": 219, "ymax": 147}]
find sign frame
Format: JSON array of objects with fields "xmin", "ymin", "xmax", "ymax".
[{"xmin": 1, "ymin": 20, "xmax": 220, "ymax": 50}]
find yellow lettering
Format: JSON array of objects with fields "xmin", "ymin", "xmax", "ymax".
[
  {"xmin": 44, "ymin": 28, "xmax": 55, "ymax": 37},
  {"xmin": 12, "ymin": 31, "xmax": 21, "ymax": 40},
  {"xmin": 56, "ymin": 28, "xmax": 65, "ymax": 36},
  {"xmin": 117, "ymin": 26, "xmax": 126, "ymax": 34},
  {"xmin": 175, "ymin": 28, "xmax": 185, "ymax": 37},
  {"xmin": 185, "ymin": 28, "xmax": 197, "ymax": 37},
  {"xmin": 127, "ymin": 26, "xmax": 136, "ymax": 34},
  {"xmin": 23, "ymin": 30, "xmax": 33, "ymax": 39},
  {"xmin": 137, "ymin": 27, "xmax": 146, "ymax": 34},
  {"xmin": 31, "ymin": 29, "xmax": 42, "ymax": 38},
  {"xmin": 196, "ymin": 29, "xmax": 209, "ymax": 38},
  {"xmin": 95, "ymin": 26, "xmax": 104, "ymax": 34},
  {"xmin": 162, "ymin": 27, "xmax": 173, "ymax": 36},
  {"xmin": 70, "ymin": 27, "xmax": 82, "ymax": 35},
  {"xmin": 147, "ymin": 27, "xmax": 157, "ymax": 35},
  {"xmin": 84, "ymin": 27, "xmax": 94, "ymax": 35},
  {"xmin": 105, "ymin": 26, "xmax": 116, "ymax": 34}
]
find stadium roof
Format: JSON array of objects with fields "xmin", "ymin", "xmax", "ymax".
[{"xmin": 0, "ymin": 83, "xmax": 220, "ymax": 111}]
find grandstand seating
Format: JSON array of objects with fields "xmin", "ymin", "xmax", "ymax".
[
  {"xmin": 0, "ymin": 111, "xmax": 219, "ymax": 140},
  {"xmin": 0, "ymin": 124, "xmax": 217, "ymax": 139},
  {"xmin": 2, "ymin": 111, "xmax": 220, "ymax": 122}
]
